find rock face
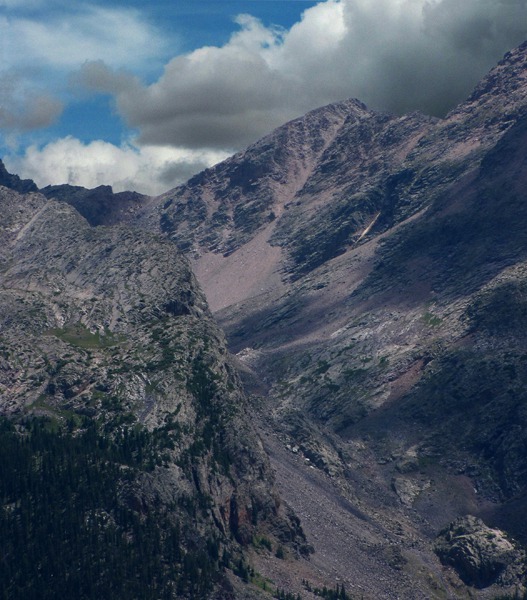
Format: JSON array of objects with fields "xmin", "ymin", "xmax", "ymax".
[
  {"xmin": 0, "ymin": 186, "xmax": 302, "ymax": 598},
  {"xmin": 0, "ymin": 159, "xmax": 38, "ymax": 193},
  {"xmin": 134, "ymin": 41, "xmax": 527, "ymax": 599},
  {"xmin": 435, "ymin": 516, "xmax": 525, "ymax": 588},
  {"xmin": 41, "ymin": 183, "xmax": 148, "ymax": 226}
]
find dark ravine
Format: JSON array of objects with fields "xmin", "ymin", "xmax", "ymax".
[{"xmin": 3, "ymin": 40, "xmax": 527, "ymax": 600}]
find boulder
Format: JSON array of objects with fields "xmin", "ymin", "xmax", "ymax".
[{"xmin": 435, "ymin": 515, "xmax": 525, "ymax": 588}]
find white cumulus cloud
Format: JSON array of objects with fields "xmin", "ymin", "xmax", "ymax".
[
  {"xmin": 1, "ymin": 5, "xmax": 168, "ymax": 72},
  {"xmin": 4, "ymin": 137, "xmax": 229, "ymax": 195},
  {"xmin": 0, "ymin": 3, "xmax": 169, "ymax": 136}
]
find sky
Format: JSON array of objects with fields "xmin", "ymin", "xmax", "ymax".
[{"xmin": 1, "ymin": 0, "xmax": 526, "ymax": 196}]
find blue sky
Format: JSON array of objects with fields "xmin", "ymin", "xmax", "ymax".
[{"xmin": 1, "ymin": 0, "xmax": 526, "ymax": 194}]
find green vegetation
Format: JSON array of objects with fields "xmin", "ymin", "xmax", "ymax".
[
  {"xmin": 49, "ymin": 323, "xmax": 126, "ymax": 349},
  {"xmin": 315, "ymin": 360, "xmax": 330, "ymax": 375},
  {"xmin": 302, "ymin": 579, "xmax": 354, "ymax": 599},
  {"xmin": 342, "ymin": 367, "xmax": 368, "ymax": 381},
  {"xmin": 231, "ymin": 556, "xmax": 253, "ymax": 582},
  {"xmin": 0, "ymin": 416, "xmax": 221, "ymax": 599},
  {"xmin": 379, "ymin": 355, "xmax": 389, "ymax": 368},
  {"xmin": 180, "ymin": 353, "xmax": 233, "ymax": 474},
  {"xmin": 422, "ymin": 312, "xmax": 442, "ymax": 327},
  {"xmin": 252, "ymin": 534, "xmax": 273, "ymax": 552},
  {"xmin": 312, "ymin": 584, "xmax": 352, "ymax": 600},
  {"xmin": 274, "ymin": 590, "xmax": 302, "ymax": 600}
]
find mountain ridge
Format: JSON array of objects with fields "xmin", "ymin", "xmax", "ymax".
[{"xmin": 0, "ymin": 185, "xmax": 306, "ymax": 598}]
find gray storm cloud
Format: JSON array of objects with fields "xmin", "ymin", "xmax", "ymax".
[
  {"xmin": 75, "ymin": 0, "xmax": 527, "ymax": 152},
  {"xmin": 342, "ymin": 0, "xmax": 527, "ymax": 115},
  {"xmin": 0, "ymin": 75, "xmax": 63, "ymax": 131}
]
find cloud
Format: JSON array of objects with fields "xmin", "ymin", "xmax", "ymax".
[
  {"xmin": 0, "ymin": 74, "xmax": 63, "ymax": 131},
  {"xmin": 75, "ymin": 0, "xmax": 527, "ymax": 152},
  {"xmin": 70, "ymin": 60, "xmax": 140, "ymax": 96},
  {"xmin": 75, "ymin": 6, "xmax": 346, "ymax": 150},
  {"xmin": 3, "ymin": 137, "xmax": 229, "ymax": 195},
  {"xmin": 0, "ymin": 3, "xmax": 169, "ymax": 140},
  {"xmin": 337, "ymin": 0, "xmax": 527, "ymax": 115},
  {"xmin": 1, "ymin": 4, "xmax": 168, "ymax": 73},
  {"xmin": 3, "ymin": 0, "xmax": 526, "ymax": 194}
]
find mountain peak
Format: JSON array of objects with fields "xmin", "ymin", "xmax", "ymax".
[
  {"xmin": 131, "ymin": 40, "xmax": 527, "ymax": 597},
  {"xmin": 0, "ymin": 159, "xmax": 38, "ymax": 194},
  {"xmin": 450, "ymin": 38, "xmax": 527, "ymax": 117},
  {"xmin": 4, "ymin": 39, "xmax": 527, "ymax": 600}
]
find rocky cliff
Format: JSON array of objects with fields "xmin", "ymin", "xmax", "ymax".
[
  {"xmin": 0, "ymin": 185, "xmax": 304, "ymax": 599},
  {"xmin": 40, "ymin": 183, "xmax": 148, "ymax": 226}
]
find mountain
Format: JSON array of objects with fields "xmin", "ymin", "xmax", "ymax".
[
  {"xmin": 0, "ymin": 165, "xmax": 148, "ymax": 227},
  {"xmin": 137, "ymin": 41, "xmax": 527, "ymax": 598},
  {"xmin": 3, "ymin": 40, "xmax": 527, "ymax": 600},
  {"xmin": 0, "ymin": 185, "xmax": 306, "ymax": 599},
  {"xmin": 0, "ymin": 159, "xmax": 38, "ymax": 193}
]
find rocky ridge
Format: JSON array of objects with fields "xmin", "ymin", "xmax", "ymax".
[
  {"xmin": 0, "ymin": 159, "xmax": 38, "ymax": 194},
  {"xmin": 40, "ymin": 183, "xmax": 148, "ymax": 227}
]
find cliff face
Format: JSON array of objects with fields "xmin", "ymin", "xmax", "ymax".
[
  {"xmin": 0, "ymin": 186, "xmax": 302, "ymax": 599},
  {"xmin": 135, "ymin": 41, "xmax": 527, "ymax": 599}
]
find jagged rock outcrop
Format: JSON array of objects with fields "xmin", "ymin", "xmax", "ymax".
[
  {"xmin": 41, "ymin": 183, "xmax": 148, "ymax": 226},
  {"xmin": 435, "ymin": 516, "xmax": 526, "ymax": 589},
  {"xmin": 0, "ymin": 159, "xmax": 38, "ymax": 193}
]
